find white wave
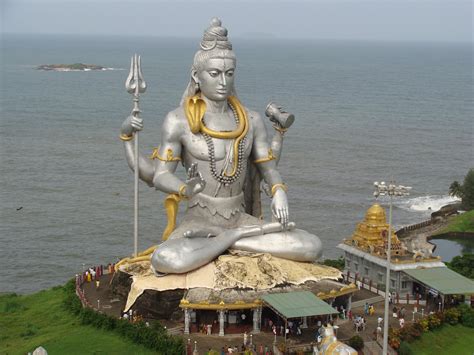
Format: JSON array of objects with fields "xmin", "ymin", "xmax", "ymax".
[{"xmin": 398, "ymin": 195, "xmax": 460, "ymax": 212}]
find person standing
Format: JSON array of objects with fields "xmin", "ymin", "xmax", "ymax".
[{"xmin": 399, "ymin": 318, "xmax": 405, "ymax": 328}]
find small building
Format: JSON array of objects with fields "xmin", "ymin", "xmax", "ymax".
[
  {"xmin": 338, "ymin": 203, "xmax": 445, "ymax": 297},
  {"xmin": 178, "ymin": 280, "xmax": 358, "ymax": 336},
  {"xmin": 403, "ymin": 267, "xmax": 474, "ymax": 309}
]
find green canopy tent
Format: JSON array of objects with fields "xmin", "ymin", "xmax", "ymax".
[
  {"xmin": 404, "ymin": 267, "xmax": 474, "ymax": 309},
  {"xmin": 261, "ymin": 291, "xmax": 339, "ymax": 341}
]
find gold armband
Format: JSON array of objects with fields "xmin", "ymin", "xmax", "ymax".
[
  {"xmin": 150, "ymin": 146, "xmax": 181, "ymax": 162},
  {"xmin": 119, "ymin": 133, "xmax": 133, "ymax": 141},
  {"xmin": 178, "ymin": 184, "xmax": 188, "ymax": 199},
  {"xmin": 253, "ymin": 148, "xmax": 276, "ymax": 164},
  {"xmin": 271, "ymin": 183, "xmax": 288, "ymax": 197},
  {"xmin": 273, "ymin": 125, "xmax": 288, "ymax": 135}
]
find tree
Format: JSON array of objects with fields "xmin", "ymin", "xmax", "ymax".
[
  {"xmin": 449, "ymin": 168, "xmax": 474, "ymax": 211},
  {"xmin": 462, "ymin": 169, "xmax": 474, "ymax": 210},
  {"xmin": 447, "ymin": 253, "xmax": 474, "ymax": 279},
  {"xmin": 449, "ymin": 181, "xmax": 463, "ymax": 198},
  {"xmin": 322, "ymin": 257, "xmax": 345, "ymax": 270}
]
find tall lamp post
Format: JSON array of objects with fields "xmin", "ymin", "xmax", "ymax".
[{"xmin": 373, "ymin": 181, "xmax": 411, "ymax": 355}]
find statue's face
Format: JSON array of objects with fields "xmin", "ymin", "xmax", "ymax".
[{"xmin": 193, "ymin": 57, "xmax": 235, "ymax": 101}]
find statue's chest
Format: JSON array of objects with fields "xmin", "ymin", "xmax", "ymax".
[{"xmin": 182, "ymin": 131, "xmax": 252, "ymax": 161}]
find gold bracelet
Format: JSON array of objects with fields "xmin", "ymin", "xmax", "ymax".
[
  {"xmin": 271, "ymin": 183, "xmax": 288, "ymax": 197},
  {"xmin": 119, "ymin": 133, "xmax": 133, "ymax": 141},
  {"xmin": 178, "ymin": 184, "xmax": 188, "ymax": 199}
]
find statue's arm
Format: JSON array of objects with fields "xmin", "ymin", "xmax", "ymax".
[
  {"xmin": 120, "ymin": 115, "xmax": 156, "ymax": 187},
  {"xmin": 152, "ymin": 112, "xmax": 205, "ymax": 197},
  {"xmin": 152, "ymin": 111, "xmax": 186, "ymax": 194},
  {"xmin": 251, "ymin": 111, "xmax": 284, "ymax": 187},
  {"xmin": 250, "ymin": 111, "xmax": 289, "ymax": 225}
]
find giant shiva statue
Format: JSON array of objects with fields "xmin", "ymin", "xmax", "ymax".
[{"xmin": 119, "ymin": 18, "xmax": 322, "ymax": 275}]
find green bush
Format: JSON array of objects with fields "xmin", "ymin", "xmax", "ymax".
[
  {"xmin": 399, "ymin": 323, "xmax": 423, "ymax": 343},
  {"xmin": 398, "ymin": 341, "xmax": 414, "ymax": 355},
  {"xmin": 447, "ymin": 254, "xmax": 474, "ymax": 279},
  {"xmin": 1, "ymin": 300, "xmax": 27, "ymax": 313},
  {"xmin": 458, "ymin": 304, "xmax": 474, "ymax": 328},
  {"xmin": 462, "ymin": 169, "xmax": 474, "ymax": 210},
  {"xmin": 322, "ymin": 257, "xmax": 345, "ymax": 270},
  {"xmin": 347, "ymin": 335, "xmax": 364, "ymax": 350},
  {"xmin": 427, "ymin": 313, "xmax": 442, "ymax": 330},
  {"xmin": 444, "ymin": 307, "xmax": 461, "ymax": 325},
  {"xmin": 411, "ymin": 322, "xmax": 424, "ymax": 338},
  {"xmin": 388, "ymin": 328, "xmax": 401, "ymax": 350},
  {"xmin": 62, "ymin": 279, "xmax": 184, "ymax": 353}
]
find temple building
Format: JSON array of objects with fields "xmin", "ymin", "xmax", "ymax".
[{"xmin": 338, "ymin": 203, "xmax": 445, "ymax": 297}]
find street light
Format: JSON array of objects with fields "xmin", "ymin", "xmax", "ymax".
[{"xmin": 373, "ymin": 181, "xmax": 411, "ymax": 355}]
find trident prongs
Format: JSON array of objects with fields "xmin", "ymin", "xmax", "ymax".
[{"xmin": 125, "ymin": 54, "xmax": 147, "ymax": 96}]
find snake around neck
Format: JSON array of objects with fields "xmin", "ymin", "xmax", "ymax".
[{"xmin": 184, "ymin": 95, "xmax": 249, "ymax": 184}]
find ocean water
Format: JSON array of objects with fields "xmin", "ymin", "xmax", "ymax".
[{"xmin": 1, "ymin": 34, "xmax": 472, "ymax": 293}]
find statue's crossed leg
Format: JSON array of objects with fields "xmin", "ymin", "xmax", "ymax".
[{"xmin": 150, "ymin": 221, "xmax": 322, "ymax": 275}]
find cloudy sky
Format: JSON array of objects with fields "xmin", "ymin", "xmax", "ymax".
[{"xmin": 2, "ymin": 0, "xmax": 472, "ymax": 42}]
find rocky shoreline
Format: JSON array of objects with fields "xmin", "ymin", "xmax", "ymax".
[
  {"xmin": 36, "ymin": 63, "xmax": 106, "ymax": 71},
  {"xmin": 397, "ymin": 202, "xmax": 463, "ymax": 254}
]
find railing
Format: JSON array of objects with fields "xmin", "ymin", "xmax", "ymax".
[{"xmin": 396, "ymin": 219, "xmax": 433, "ymax": 238}]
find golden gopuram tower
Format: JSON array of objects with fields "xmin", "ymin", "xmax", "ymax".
[{"xmin": 347, "ymin": 203, "xmax": 405, "ymax": 257}]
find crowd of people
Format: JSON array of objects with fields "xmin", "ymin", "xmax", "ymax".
[
  {"xmin": 262, "ymin": 317, "xmax": 304, "ymax": 338},
  {"xmin": 76, "ymin": 263, "xmax": 116, "ymax": 286},
  {"xmin": 194, "ymin": 342, "xmax": 274, "ymax": 355}
]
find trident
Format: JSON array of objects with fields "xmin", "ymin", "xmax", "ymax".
[{"xmin": 125, "ymin": 54, "xmax": 147, "ymax": 257}]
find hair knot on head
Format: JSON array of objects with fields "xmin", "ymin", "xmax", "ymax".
[
  {"xmin": 180, "ymin": 18, "xmax": 237, "ymax": 105},
  {"xmin": 200, "ymin": 17, "xmax": 232, "ymax": 51}
]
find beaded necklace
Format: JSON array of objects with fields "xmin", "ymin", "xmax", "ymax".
[{"xmin": 202, "ymin": 102, "xmax": 247, "ymax": 186}]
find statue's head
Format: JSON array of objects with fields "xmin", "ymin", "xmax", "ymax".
[{"xmin": 181, "ymin": 18, "xmax": 237, "ymax": 104}]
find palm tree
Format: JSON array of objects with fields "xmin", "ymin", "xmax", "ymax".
[{"xmin": 449, "ymin": 181, "xmax": 463, "ymax": 198}]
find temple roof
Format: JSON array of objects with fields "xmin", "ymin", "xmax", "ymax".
[
  {"xmin": 340, "ymin": 203, "xmax": 444, "ymax": 264},
  {"xmin": 365, "ymin": 203, "xmax": 386, "ymax": 224},
  {"xmin": 347, "ymin": 203, "xmax": 402, "ymax": 255}
]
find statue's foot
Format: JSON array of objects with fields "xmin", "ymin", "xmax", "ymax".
[
  {"xmin": 236, "ymin": 221, "xmax": 295, "ymax": 238},
  {"xmin": 232, "ymin": 228, "xmax": 323, "ymax": 262},
  {"xmin": 183, "ymin": 225, "xmax": 224, "ymax": 238},
  {"xmin": 150, "ymin": 263, "xmax": 168, "ymax": 277}
]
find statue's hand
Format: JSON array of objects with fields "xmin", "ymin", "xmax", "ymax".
[
  {"xmin": 121, "ymin": 115, "xmax": 143, "ymax": 137},
  {"xmin": 271, "ymin": 188, "xmax": 289, "ymax": 227},
  {"xmin": 184, "ymin": 163, "xmax": 206, "ymax": 197}
]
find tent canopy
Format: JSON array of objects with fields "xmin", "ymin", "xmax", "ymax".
[
  {"xmin": 404, "ymin": 267, "xmax": 474, "ymax": 295},
  {"xmin": 261, "ymin": 291, "xmax": 338, "ymax": 319}
]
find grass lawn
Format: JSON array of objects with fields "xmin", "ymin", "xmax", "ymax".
[
  {"xmin": 435, "ymin": 210, "xmax": 474, "ymax": 235},
  {"xmin": 0, "ymin": 287, "xmax": 156, "ymax": 355},
  {"xmin": 406, "ymin": 324, "xmax": 474, "ymax": 355}
]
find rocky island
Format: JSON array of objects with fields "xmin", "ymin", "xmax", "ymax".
[{"xmin": 36, "ymin": 63, "xmax": 106, "ymax": 71}]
